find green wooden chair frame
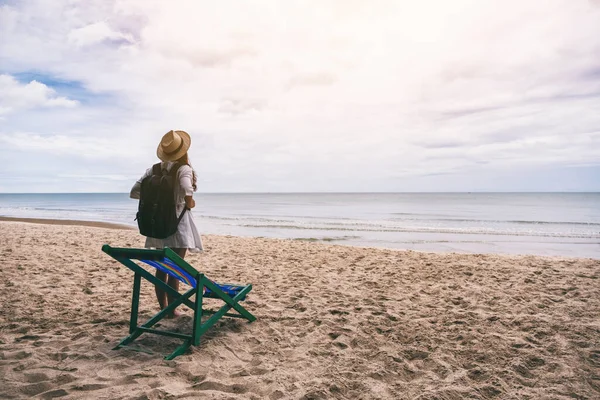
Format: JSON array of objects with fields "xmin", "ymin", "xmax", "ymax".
[{"xmin": 102, "ymin": 245, "xmax": 256, "ymax": 360}]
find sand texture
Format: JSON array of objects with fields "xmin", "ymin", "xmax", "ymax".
[{"xmin": 0, "ymin": 220, "xmax": 599, "ymax": 399}]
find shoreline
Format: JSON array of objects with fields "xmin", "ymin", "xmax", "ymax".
[
  {"xmin": 0, "ymin": 216, "xmax": 135, "ymax": 230},
  {"xmin": 1, "ymin": 192, "xmax": 597, "ymax": 259},
  {"xmin": 0, "ymin": 216, "xmax": 597, "ymax": 259}
]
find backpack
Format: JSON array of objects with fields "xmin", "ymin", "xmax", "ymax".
[{"xmin": 136, "ymin": 162, "xmax": 187, "ymax": 239}]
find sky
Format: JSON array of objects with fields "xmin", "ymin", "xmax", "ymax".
[{"xmin": 0, "ymin": 0, "xmax": 599, "ymax": 193}]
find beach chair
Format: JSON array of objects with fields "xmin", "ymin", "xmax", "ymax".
[{"xmin": 101, "ymin": 245, "xmax": 256, "ymax": 360}]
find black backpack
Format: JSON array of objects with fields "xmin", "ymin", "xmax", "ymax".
[{"xmin": 136, "ymin": 162, "xmax": 187, "ymax": 239}]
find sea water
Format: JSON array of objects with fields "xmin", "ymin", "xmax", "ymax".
[{"xmin": 0, "ymin": 192, "xmax": 598, "ymax": 258}]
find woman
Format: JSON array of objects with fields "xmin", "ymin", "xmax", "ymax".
[{"xmin": 130, "ymin": 130, "xmax": 203, "ymax": 317}]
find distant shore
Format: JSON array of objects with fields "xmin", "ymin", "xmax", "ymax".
[{"xmin": 0, "ymin": 216, "xmax": 134, "ymax": 230}]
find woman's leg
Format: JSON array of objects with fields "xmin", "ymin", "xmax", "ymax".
[
  {"xmin": 167, "ymin": 248, "xmax": 187, "ymax": 317},
  {"xmin": 155, "ymin": 270, "xmax": 168, "ymax": 310}
]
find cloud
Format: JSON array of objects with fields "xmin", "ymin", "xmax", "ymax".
[
  {"xmin": 0, "ymin": 131, "xmax": 139, "ymax": 159},
  {"xmin": 57, "ymin": 173, "xmax": 132, "ymax": 181},
  {"xmin": 68, "ymin": 21, "xmax": 135, "ymax": 47},
  {"xmin": 287, "ymin": 72, "xmax": 337, "ymax": 89},
  {"xmin": 0, "ymin": 0, "xmax": 599, "ymax": 192},
  {"xmin": 0, "ymin": 74, "xmax": 79, "ymax": 115},
  {"xmin": 160, "ymin": 45, "xmax": 257, "ymax": 68},
  {"xmin": 218, "ymin": 98, "xmax": 264, "ymax": 116}
]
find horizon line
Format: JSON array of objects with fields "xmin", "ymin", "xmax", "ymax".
[{"xmin": 1, "ymin": 191, "xmax": 599, "ymax": 195}]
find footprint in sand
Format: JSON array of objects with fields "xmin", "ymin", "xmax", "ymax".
[
  {"xmin": 72, "ymin": 383, "xmax": 108, "ymax": 391},
  {"xmin": 191, "ymin": 380, "xmax": 248, "ymax": 394},
  {"xmin": 467, "ymin": 367, "xmax": 489, "ymax": 382},
  {"xmin": 39, "ymin": 389, "xmax": 69, "ymax": 399},
  {"xmin": 230, "ymin": 366, "xmax": 271, "ymax": 377},
  {"xmin": 19, "ymin": 382, "xmax": 54, "ymax": 397},
  {"xmin": 24, "ymin": 372, "xmax": 50, "ymax": 383}
]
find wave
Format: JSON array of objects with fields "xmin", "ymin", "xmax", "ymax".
[
  {"xmin": 232, "ymin": 223, "xmax": 600, "ymax": 239},
  {"xmin": 201, "ymin": 214, "xmax": 357, "ymax": 222},
  {"xmin": 193, "ymin": 213, "xmax": 600, "ymax": 239},
  {"xmin": 390, "ymin": 216, "xmax": 600, "ymax": 226},
  {"xmin": 5, "ymin": 206, "xmax": 597, "ymax": 228},
  {"xmin": 0, "ymin": 206, "xmax": 88, "ymax": 213},
  {"xmin": 200, "ymin": 214, "xmax": 600, "ymax": 227},
  {"xmin": 392, "ymin": 218, "xmax": 600, "ymax": 227}
]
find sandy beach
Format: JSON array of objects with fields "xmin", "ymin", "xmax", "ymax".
[{"xmin": 0, "ymin": 219, "xmax": 598, "ymax": 399}]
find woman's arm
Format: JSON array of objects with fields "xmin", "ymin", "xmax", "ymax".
[
  {"xmin": 130, "ymin": 167, "xmax": 152, "ymax": 199},
  {"xmin": 185, "ymin": 196, "xmax": 195, "ymax": 209},
  {"xmin": 179, "ymin": 165, "xmax": 196, "ymax": 209}
]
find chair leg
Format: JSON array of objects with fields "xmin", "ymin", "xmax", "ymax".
[
  {"xmin": 165, "ymin": 339, "xmax": 193, "ymax": 360},
  {"xmin": 130, "ymin": 273, "xmax": 141, "ymax": 334},
  {"xmin": 202, "ymin": 280, "xmax": 257, "ymax": 322},
  {"xmin": 115, "ymin": 287, "xmax": 197, "ymax": 349},
  {"xmin": 192, "ymin": 281, "xmax": 204, "ymax": 346}
]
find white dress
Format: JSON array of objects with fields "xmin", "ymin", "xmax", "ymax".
[{"xmin": 130, "ymin": 162, "xmax": 203, "ymax": 252}]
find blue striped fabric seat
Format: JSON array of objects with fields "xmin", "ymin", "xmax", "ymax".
[
  {"xmin": 140, "ymin": 258, "xmax": 247, "ymax": 299},
  {"xmin": 141, "ymin": 257, "xmax": 197, "ymax": 287}
]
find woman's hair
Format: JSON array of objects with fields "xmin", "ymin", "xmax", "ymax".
[{"xmin": 177, "ymin": 153, "xmax": 197, "ymax": 191}]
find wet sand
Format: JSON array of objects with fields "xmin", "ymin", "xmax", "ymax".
[{"xmin": 0, "ymin": 216, "xmax": 134, "ymax": 230}]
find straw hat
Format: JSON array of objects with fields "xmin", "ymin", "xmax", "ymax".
[{"xmin": 157, "ymin": 130, "xmax": 191, "ymax": 162}]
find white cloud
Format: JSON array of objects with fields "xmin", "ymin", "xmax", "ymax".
[
  {"xmin": 287, "ymin": 72, "xmax": 337, "ymax": 89},
  {"xmin": 0, "ymin": 131, "xmax": 139, "ymax": 159},
  {"xmin": 0, "ymin": 74, "xmax": 78, "ymax": 116},
  {"xmin": 68, "ymin": 21, "xmax": 134, "ymax": 47},
  {"xmin": 57, "ymin": 173, "xmax": 132, "ymax": 181},
  {"xmin": 218, "ymin": 98, "xmax": 265, "ymax": 116}
]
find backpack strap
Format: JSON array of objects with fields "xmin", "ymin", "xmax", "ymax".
[
  {"xmin": 169, "ymin": 162, "xmax": 183, "ymax": 178},
  {"xmin": 152, "ymin": 163, "xmax": 162, "ymax": 176},
  {"xmin": 152, "ymin": 162, "xmax": 181, "ymax": 177}
]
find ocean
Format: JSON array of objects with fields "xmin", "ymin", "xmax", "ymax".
[{"xmin": 0, "ymin": 193, "xmax": 598, "ymax": 258}]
